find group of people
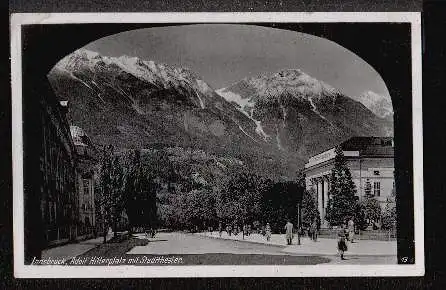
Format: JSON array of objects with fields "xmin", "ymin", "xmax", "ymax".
[
  {"xmin": 337, "ymin": 218, "xmax": 355, "ymax": 260},
  {"xmin": 215, "ymin": 217, "xmax": 356, "ymax": 260},
  {"xmin": 218, "ymin": 222, "xmax": 253, "ymax": 237}
]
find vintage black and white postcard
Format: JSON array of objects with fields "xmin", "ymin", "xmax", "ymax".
[{"xmin": 10, "ymin": 12, "xmax": 423, "ymax": 277}]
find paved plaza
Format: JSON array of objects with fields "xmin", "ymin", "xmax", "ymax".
[
  {"xmin": 195, "ymin": 231, "xmax": 397, "ymax": 256},
  {"xmin": 40, "ymin": 231, "xmax": 397, "ymax": 265}
]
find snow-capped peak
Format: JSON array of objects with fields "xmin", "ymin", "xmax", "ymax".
[
  {"xmin": 358, "ymin": 91, "xmax": 393, "ymax": 118},
  {"xmin": 51, "ymin": 49, "xmax": 215, "ymax": 110},
  {"xmin": 243, "ymin": 68, "xmax": 339, "ymax": 100}
]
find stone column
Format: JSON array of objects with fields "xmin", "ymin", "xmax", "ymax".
[
  {"xmin": 323, "ymin": 176, "xmax": 329, "ymax": 213},
  {"xmin": 317, "ymin": 178, "xmax": 323, "ymax": 224}
]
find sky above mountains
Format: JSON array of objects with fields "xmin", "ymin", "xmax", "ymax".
[{"xmin": 83, "ymin": 24, "xmax": 391, "ymax": 102}]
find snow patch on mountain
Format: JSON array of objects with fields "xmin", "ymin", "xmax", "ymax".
[
  {"xmin": 309, "ymin": 96, "xmax": 333, "ymax": 127},
  {"xmin": 275, "ymin": 126, "xmax": 284, "ymax": 151},
  {"xmin": 216, "ymin": 88, "xmax": 270, "ymax": 141},
  {"xmin": 246, "ymin": 69, "xmax": 338, "ymax": 99},
  {"xmin": 193, "ymin": 90, "xmax": 205, "ymax": 109},
  {"xmin": 54, "ymin": 49, "xmax": 212, "ymax": 110},
  {"xmin": 216, "ymin": 88, "xmax": 254, "ymax": 109},
  {"xmin": 358, "ymin": 91, "xmax": 393, "ymax": 118},
  {"xmin": 236, "ymin": 123, "xmax": 259, "ymax": 143}
]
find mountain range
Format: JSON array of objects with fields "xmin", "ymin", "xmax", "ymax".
[{"xmin": 48, "ymin": 49, "xmax": 393, "ymax": 180}]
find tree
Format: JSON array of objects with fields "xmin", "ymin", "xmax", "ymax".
[
  {"xmin": 325, "ymin": 146, "xmax": 362, "ymax": 227},
  {"xmin": 362, "ymin": 186, "xmax": 382, "ymax": 228},
  {"xmin": 97, "ymin": 145, "xmax": 113, "ymax": 243},
  {"xmin": 110, "ymin": 154, "xmax": 125, "ymax": 237},
  {"xmin": 297, "ymin": 172, "xmax": 320, "ymax": 230},
  {"xmin": 215, "ymin": 171, "xmax": 266, "ymax": 226},
  {"xmin": 381, "ymin": 187, "xmax": 396, "ymax": 230},
  {"xmin": 260, "ymin": 181, "xmax": 303, "ymax": 233},
  {"xmin": 96, "ymin": 145, "xmax": 126, "ymax": 242},
  {"xmin": 124, "ymin": 150, "xmax": 158, "ymax": 232},
  {"xmin": 301, "ymin": 188, "xmax": 320, "ymax": 229},
  {"xmin": 177, "ymin": 188, "xmax": 215, "ymax": 231},
  {"xmin": 361, "ymin": 178, "xmax": 382, "ymax": 229}
]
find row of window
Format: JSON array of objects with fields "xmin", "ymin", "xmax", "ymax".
[{"xmin": 373, "ymin": 181, "xmax": 381, "ymax": 197}]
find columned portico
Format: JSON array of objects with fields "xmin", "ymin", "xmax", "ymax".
[
  {"xmin": 304, "ymin": 137, "xmax": 395, "ymax": 228},
  {"xmin": 317, "ymin": 178, "xmax": 323, "ymax": 224},
  {"xmin": 323, "ymin": 176, "xmax": 329, "ymax": 214},
  {"xmin": 310, "ymin": 174, "xmax": 330, "ymax": 228}
]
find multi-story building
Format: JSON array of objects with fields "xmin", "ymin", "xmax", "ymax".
[
  {"xmin": 24, "ymin": 84, "xmax": 101, "ymax": 264},
  {"xmin": 38, "ymin": 98, "xmax": 79, "ymax": 247},
  {"xmin": 303, "ymin": 137, "xmax": 395, "ymax": 228},
  {"xmin": 70, "ymin": 125, "xmax": 99, "ymax": 240}
]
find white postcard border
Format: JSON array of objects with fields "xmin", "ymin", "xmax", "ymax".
[{"xmin": 11, "ymin": 12, "xmax": 424, "ymax": 278}]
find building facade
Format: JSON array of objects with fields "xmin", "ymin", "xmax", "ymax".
[
  {"xmin": 70, "ymin": 125, "xmax": 99, "ymax": 240},
  {"xmin": 38, "ymin": 98, "xmax": 79, "ymax": 247},
  {"xmin": 303, "ymin": 137, "xmax": 395, "ymax": 228},
  {"xmin": 25, "ymin": 85, "xmax": 100, "ymax": 263}
]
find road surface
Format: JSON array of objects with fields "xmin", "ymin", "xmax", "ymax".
[{"xmin": 121, "ymin": 232, "xmax": 395, "ymax": 265}]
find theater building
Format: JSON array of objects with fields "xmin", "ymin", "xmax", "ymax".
[{"xmin": 303, "ymin": 137, "xmax": 395, "ymax": 228}]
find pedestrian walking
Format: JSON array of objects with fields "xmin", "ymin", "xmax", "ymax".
[
  {"xmin": 265, "ymin": 223, "xmax": 272, "ymax": 241},
  {"xmin": 284, "ymin": 220, "xmax": 294, "ymax": 245},
  {"xmin": 337, "ymin": 225, "xmax": 348, "ymax": 260},
  {"xmin": 218, "ymin": 222, "xmax": 223, "ymax": 237},
  {"xmin": 348, "ymin": 218, "xmax": 355, "ymax": 243},
  {"xmin": 310, "ymin": 219, "xmax": 318, "ymax": 242},
  {"xmin": 227, "ymin": 224, "xmax": 232, "ymax": 236}
]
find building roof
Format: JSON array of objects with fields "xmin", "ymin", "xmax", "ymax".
[
  {"xmin": 340, "ymin": 136, "xmax": 393, "ymax": 157},
  {"xmin": 305, "ymin": 136, "xmax": 394, "ymax": 169},
  {"xmin": 340, "ymin": 136, "xmax": 393, "ymax": 150}
]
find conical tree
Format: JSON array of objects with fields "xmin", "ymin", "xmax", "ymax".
[
  {"xmin": 297, "ymin": 172, "xmax": 320, "ymax": 229},
  {"xmin": 325, "ymin": 146, "xmax": 360, "ymax": 226},
  {"xmin": 301, "ymin": 188, "xmax": 320, "ymax": 229}
]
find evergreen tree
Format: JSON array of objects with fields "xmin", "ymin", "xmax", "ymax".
[
  {"xmin": 381, "ymin": 186, "xmax": 396, "ymax": 230},
  {"xmin": 301, "ymin": 188, "xmax": 320, "ymax": 229},
  {"xmin": 325, "ymin": 146, "xmax": 361, "ymax": 226},
  {"xmin": 297, "ymin": 172, "xmax": 320, "ymax": 229}
]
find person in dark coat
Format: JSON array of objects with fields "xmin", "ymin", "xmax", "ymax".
[
  {"xmin": 265, "ymin": 223, "xmax": 272, "ymax": 241},
  {"xmin": 310, "ymin": 219, "xmax": 318, "ymax": 242},
  {"xmin": 227, "ymin": 224, "xmax": 232, "ymax": 236},
  {"xmin": 284, "ymin": 220, "xmax": 294, "ymax": 245},
  {"xmin": 218, "ymin": 222, "xmax": 223, "ymax": 237},
  {"xmin": 337, "ymin": 225, "xmax": 348, "ymax": 260}
]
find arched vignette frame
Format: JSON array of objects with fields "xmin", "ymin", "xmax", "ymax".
[{"xmin": 11, "ymin": 12, "xmax": 423, "ymax": 277}]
